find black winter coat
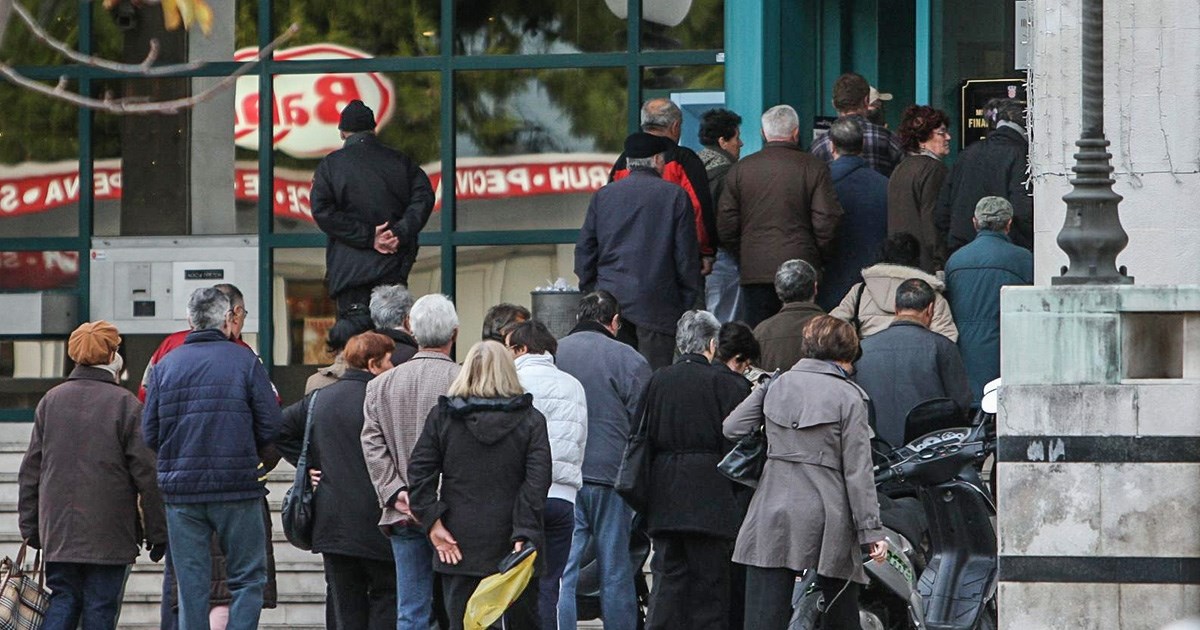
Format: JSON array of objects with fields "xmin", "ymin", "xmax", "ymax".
[
  {"xmin": 643, "ymin": 354, "xmax": 752, "ymax": 540},
  {"xmin": 938, "ymin": 126, "xmax": 1033, "ymax": 254},
  {"xmin": 408, "ymin": 395, "xmax": 552, "ymax": 577},
  {"xmin": 277, "ymin": 370, "xmax": 390, "ymax": 559},
  {"xmin": 377, "ymin": 327, "xmax": 420, "ymax": 366},
  {"xmin": 310, "ymin": 132, "xmax": 435, "ymax": 299}
]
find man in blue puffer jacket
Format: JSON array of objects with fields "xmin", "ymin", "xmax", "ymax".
[{"xmin": 143, "ymin": 287, "xmax": 281, "ymax": 630}]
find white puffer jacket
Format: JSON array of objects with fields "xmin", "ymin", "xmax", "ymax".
[{"xmin": 515, "ymin": 353, "xmax": 588, "ymax": 502}]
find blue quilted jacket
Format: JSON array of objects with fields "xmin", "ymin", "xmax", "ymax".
[{"xmin": 142, "ymin": 329, "xmax": 281, "ymax": 503}]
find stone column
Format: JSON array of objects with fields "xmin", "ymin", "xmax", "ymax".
[{"xmin": 997, "ymin": 286, "xmax": 1200, "ymax": 629}]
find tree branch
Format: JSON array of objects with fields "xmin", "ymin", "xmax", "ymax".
[
  {"xmin": 0, "ymin": 23, "xmax": 299, "ymax": 115},
  {"xmin": 11, "ymin": 0, "xmax": 204, "ymax": 76}
]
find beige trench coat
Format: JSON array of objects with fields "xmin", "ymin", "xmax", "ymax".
[{"xmin": 723, "ymin": 358, "xmax": 884, "ymax": 583}]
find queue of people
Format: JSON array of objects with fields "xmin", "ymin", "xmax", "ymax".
[{"xmin": 15, "ymin": 86, "xmax": 1031, "ymax": 630}]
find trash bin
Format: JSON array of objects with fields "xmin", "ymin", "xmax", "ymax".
[{"xmin": 531, "ymin": 289, "xmax": 582, "ymax": 339}]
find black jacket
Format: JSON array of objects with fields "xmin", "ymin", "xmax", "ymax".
[
  {"xmin": 643, "ymin": 354, "xmax": 752, "ymax": 539},
  {"xmin": 310, "ymin": 132, "xmax": 435, "ymax": 299},
  {"xmin": 408, "ymin": 395, "xmax": 552, "ymax": 576},
  {"xmin": 377, "ymin": 327, "xmax": 420, "ymax": 367},
  {"xmin": 938, "ymin": 126, "xmax": 1033, "ymax": 254},
  {"xmin": 278, "ymin": 370, "xmax": 390, "ymax": 559}
]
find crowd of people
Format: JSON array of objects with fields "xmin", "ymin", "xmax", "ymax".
[{"xmin": 15, "ymin": 80, "xmax": 1033, "ymax": 630}]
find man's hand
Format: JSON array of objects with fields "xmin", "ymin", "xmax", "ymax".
[
  {"xmin": 374, "ymin": 222, "xmax": 399, "ymax": 255},
  {"xmin": 393, "ymin": 489, "xmax": 411, "ymax": 516},
  {"xmin": 868, "ymin": 540, "xmax": 888, "ymax": 563},
  {"xmin": 700, "ymin": 255, "xmax": 716, "ymax": 276},
  {"xmin": 308, "ymin": 468, "xmax": 322, "ymax": 489},
  {"xmin": 429, "ymin": 519, "xmax": 462, "ymax": 565}
]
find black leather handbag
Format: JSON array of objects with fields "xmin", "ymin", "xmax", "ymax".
[
  {"xmin": 614, "ymin": 409, "xmax": 652, "ymax": 512},
  {"xmin": 282, "ymin": 390, "xmax": 320, "ymax": 550},
  {"xmin": 718, "ymin": 371, "xmax": 779, "ymax": 488}
]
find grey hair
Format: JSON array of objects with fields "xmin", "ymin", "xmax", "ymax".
[
  {"xmin": 370, "ymin": 284, "xmax": 414, "ymax": 329},
  {"xmin": 409, "ymin": 294, "xmax": 459, "ymax": 348},
  {"xmin": 761, "ymin": 105, "xmax": 800, "ymax": 141},
  {"xmin": 774, "ymin": 259, "xmax": 818, "ymax": 303},
  {"xmin": 188, "ymin": 287, "xmax": 231, "ymax": 331},
  {"xmin": 828, "ymin": 118, "xmax": 864, "ymax": 155},
  {"xmin": 641, "ymin": 98, "xmax": 682, "ymax": 132},
  {"xmin": 212, "ymin": 283, "xmax": 244, "ymax": 309},
  {"xmin": 675, "ymin": 310, "xmax": 721, "ymax": 356},
  {"xmin": 626, "ymin": 156, "xmax": 659, "ymax": 169}
]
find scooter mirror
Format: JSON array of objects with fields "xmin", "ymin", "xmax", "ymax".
[{"xmin": 981, "ymin": 378, "xmax": 1001, "ymax": 414}]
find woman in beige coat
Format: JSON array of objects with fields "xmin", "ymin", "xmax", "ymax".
[{"xmin": 723, "ymin": 315, "xmax": 887, "ymax": 630}]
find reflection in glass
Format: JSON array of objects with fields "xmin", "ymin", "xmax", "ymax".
[
  {"xmin": 642, "ymin": 65, "xmax": 724, "ymax": 93},
  {"xmin": 91, "ymin": 1, "xmax": 257, "ymax": 65},
  {"xmin": 272, "ymin": 0, "xmax": 440, "ymax": 57},
  {"xmin": 455, "ymin": 244, "xmax": 576, "ymax": 351},
  {"xmin": 0, "ymin": 251, "xmax": 80, "ymax": 291},
  {"xmin": 638, "ymin": 0, "xmax": 724, "ymax": 51},
  {"xmin": 0, "ymin": 341, "xmax": 68, "ymax": 409},
  {"xmin": 271, "ymin": 247, "xmax": 440, "ymax": 404},
  {"xmin": 267, "ymin": 72, "xmax": 442, "ymax": 235},
  {"xmin": 454, "ymin": 1, "xmax": 626, "ymax": 55},
  {"xmin": 1, "ymin": 0, "xmax": 77, "ymax": 65},
  {"xmin": 934, "ymin": 0, "xmax": 1015, "ymax": 158},
  {"xmin": 0, "ymin": 81, "xmax": 81, "ymax": 238},
  {"xmin": 455, "ymin": 69, "xmax": 625, "ymax": 232}
]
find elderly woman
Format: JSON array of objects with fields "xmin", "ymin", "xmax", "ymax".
[
  {"xmin": 887, "ymin": 104, "xmax": 952, "ymax": 273},
  {"xmin": 278, "ymin": 331, "xmax": 397, "ymax": 629},
  {"xmin": 724, "ymin": 315, "xmax": 887, "ymax": 630},
  {"xmin": 408, "ymin": 340, "xmax": 552, "ymax": 630},
  {"xmin": 641, "ymin": 311, "xmax": 753, "ymax": 629}
]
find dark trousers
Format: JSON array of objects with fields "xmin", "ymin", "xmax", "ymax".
[
  {"xmin": 646, "ymin": 535, "xmax": 730, "ymax": 630},
  {"xmin": 743, "ymin": 567, "xmax": 861, "ymax": 630},
  {"xmin": 616, "ymin": 319, "xmax": 676, "ymax": 371},
  {"xmin": 742, "ymin": 284, "xmax": 782, "ymax": 329},
  {"xmin": 323, "ymin": 553, "xmax": 397, "ymax": 630},
  {"xmin": 44, "ymin": 562, "xmax": 128, "ymax": 630},
  {"xmin": 539, "ymin": 498, "xmax": 576, "ymax": 629},
  {"xmin": 440, "ymin": 572, "xmax": 539, "ymax": 630}
]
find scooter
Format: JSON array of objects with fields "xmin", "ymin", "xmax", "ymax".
[{"xmin": 790, "ymin": 379, "xmax": 1000, "ymax": 630}]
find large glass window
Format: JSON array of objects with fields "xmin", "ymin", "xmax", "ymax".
[
  {"xmin": 0, "ymin": 83, "xmax": 81, "ymax": 237},
  {"xmin": 272, "ymin": 0, "xmax": 441, "ymax": 57},
  {"xmin": 453, "ymin": 1, "xmax": 627, "ymax": 55},
  {"xmin": 0, "ymin": 341, "xmax": 69, "ymax": 409},
  {"xmin": 455, "ymin": 244, "xmax": 575, "ymax": 350},
  {"xmin": 1, "ymin": 0, "xmax": 78, "ymax": 65},
  {"xmin": 455, "ymin": 68, "xmax": 626, "ymax": 232},
  {"xmin": 640, "ymin": 0, "xmax": 724, "ymax": 51}
]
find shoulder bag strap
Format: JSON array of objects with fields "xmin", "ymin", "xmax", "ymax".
[
  {"xmin": 296, "ymin": 390, "xmax": 321, "ymax": 478},
  {"xmin": 850, "ymin": 282, "xmax": 867, "ymax": 333}
]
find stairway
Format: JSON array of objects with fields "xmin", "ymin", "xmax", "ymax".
[{"xmin": 0, "ymin": 423, "xmax": 328, "ymax": 629}]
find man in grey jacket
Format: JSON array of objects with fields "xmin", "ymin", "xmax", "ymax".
[
  {"xmin": 555, "ymin": 291, "xmax": 652, "ymax": 630},
  {"xmin": 852, "ymin": 279, "xmax": 972, "ymax": 447}
]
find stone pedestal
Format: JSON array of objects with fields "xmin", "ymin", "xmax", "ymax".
[{"xmin": 998, "ymin": 286, "xmax": 1200, "ymax": 629}]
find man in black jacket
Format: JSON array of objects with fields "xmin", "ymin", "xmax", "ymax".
[
  {"xmin": 311, "ymin": 100, "xmax": 435, "ymax": 313},
  {"xmin": 938, "ymin": 99, "xmax": 1033, "ymax": 255}
]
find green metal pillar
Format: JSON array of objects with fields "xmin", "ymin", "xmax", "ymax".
[{"xmin": 724, "ymin": 0, "xmax": 779, "ymax": 155}]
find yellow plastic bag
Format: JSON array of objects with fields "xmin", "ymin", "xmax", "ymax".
[{"xmin": 463, "ymin": 550, "xmax": 538, "ymax": 630}]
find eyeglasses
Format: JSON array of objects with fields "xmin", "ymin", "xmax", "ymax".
[{"xmin": 933, "ymin": 128, "xmax": 951, "ymax": 138}]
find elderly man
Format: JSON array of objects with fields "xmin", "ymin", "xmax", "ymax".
[
  {"xmin": 640, "ymin": 310, "xmax": 752, "ymax": 630},
  {"xmin": 20, "ymin": 321, "xmax": 166, "ymax": 629},
  {"xmin": 311, "ymin": 99, "xmax": 435, "ymax": 314},
  {"xmin": 753, "ymin": 259, "xmax": 825, "ymax": 372},
  {"xmin": 556, "ymin": 291, "xmax": 652, "ymax": 630},
  {"xmin": 852, "ymin": 279, "xmax": 972, "ymax": 447},
  {"xmin": 360, "ymin": 294, "xmax": 461, "ymax": 627},
  {"xmin": 944, "ymin": 196, "xmax": 1034, "ymax": 405},
  {"xmin": 939, "ymin": 99, "xmax": 1033, "ymax": 254},
  {"xmin": 718, "ymin": 104, "xmax": 842, "ymax": 328},
  {"xmin": 142, "ymin": 288, "xmax": 281, "ymax": 630},
  {"xmin": 610, "ymin": 98, "xmax": 717, "ymax": 271},
  {"xmin": 577, "ymin": 132, "xmax": 702, "ymax": 370},
  {"xmin": 818, "ymin": 117, "xmax": 889, "ymax": 311},
  {"xmin": 810, "ymin": 72, "xmax": 905, "ymax": 176},
  {"xmin": 370, "ymin": 284, "xmax": 419, "ymax": 366}
]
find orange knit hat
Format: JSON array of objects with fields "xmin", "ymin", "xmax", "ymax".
[{"xmin": 68, "ymin": 321, "xmax": 122, "ymax": 366}]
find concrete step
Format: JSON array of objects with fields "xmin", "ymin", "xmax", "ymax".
[{"xmin": 116, "ymin": 600, "xmax": 327, "ymax": 626}]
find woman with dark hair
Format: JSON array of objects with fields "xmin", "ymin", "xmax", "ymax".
[
  {"xmin": 723, "ymin": 315, "xmax": 887, "ymax": 630},
  {"xmin": 408, "ymin": 341, "xmax": 552, "ymax": 629},
  {"xmin": 830, "ymin": 232, "xmax": 958, "ymax": 341},
  {"xmin": 715, "ymin": 321, "xmax": 771, "ymax": 386},
  {"xmin": 887, "ymin": 104, "xmax": 953, "ymax": 272},
  {"xmin": 277, "ymin": 331, "xmax": 397, "ymax": 629}
]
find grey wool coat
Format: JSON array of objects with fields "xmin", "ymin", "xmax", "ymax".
[{"xmin": 723, "ymin": 359, "xmax": 884, "ymax": 583}]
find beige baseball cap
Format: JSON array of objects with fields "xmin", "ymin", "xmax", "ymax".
[{"xmin": 869, "ymin": 86, "xmax": 893, "ymax": 103}]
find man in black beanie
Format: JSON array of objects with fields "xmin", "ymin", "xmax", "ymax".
[
  {"xmin": 311, "ymin": 99, "xmax": 435, "ymax": 315},
  {"xmin": 574, "ymin": 132, "xmax": 702, "ymax": 370}
]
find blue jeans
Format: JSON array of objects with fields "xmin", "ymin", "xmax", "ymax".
[
  {"xmin": 391, "ymin": 525, "xmax": 434, "ymax": 630},
  {"xmin": 539, "ymin": 498, "xmax": 576, "ymax": 629},
  {"xmin": 557, "ymin": 484, "xmax": 637, "ymax": 630},
  {"xmin": 166, "ymin": 499, "xmax": 266, "ymax": 630},
  {"xmin": 705, "ymin": 249, "xmax": 744, "ymax": 324},
  {"xmin": 43, "ymin": 562, "xmax": 128, "ymax": 630}
]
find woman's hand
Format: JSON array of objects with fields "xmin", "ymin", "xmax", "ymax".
[
  {"xmin": 308, "ymin": 468, "xmax": 321, "ymax": 489},
  {"xmin": 868, "ymin": 539, "xmax": 889, "ymax": 563},
  {"xmin": 430, "ymin": 519, "xmax": 462, "ymax": 565}
]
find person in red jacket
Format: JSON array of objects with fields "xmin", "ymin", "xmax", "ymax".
[{"xmin": 609, "ymin": 98, "xmax": 717, "ymax": 277}]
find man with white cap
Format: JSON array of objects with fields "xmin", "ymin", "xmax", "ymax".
[
  {"xmin": 811, "ymin": 72, "xmax": 905, "ymax": 176},
  {"xmin": 943, "ymin": 196, "xmax": 1034, "ymax": 406}
]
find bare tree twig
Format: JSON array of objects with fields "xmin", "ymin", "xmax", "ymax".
[
  {"xmin": 0, "ymin": 23, "xmax": 300, "ymax": 115},
  {"xmin": 11, "ymin": 0, "xmax": 205, "ymax": 76}
]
